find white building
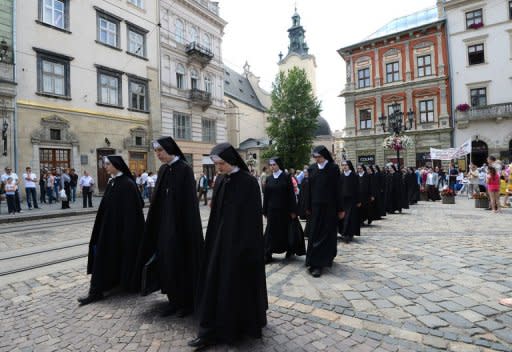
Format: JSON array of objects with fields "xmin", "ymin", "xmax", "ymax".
[
  {"xmin": 158, "ymin": 0, "xmax": 227, "ymax": 178},
  {"xmin": 15, "ymin": 0, "xmax": 159, "ymax": 193},
  {"xmin": 444, "ymin": 0, "xmax": 512, "ymax": 165}
]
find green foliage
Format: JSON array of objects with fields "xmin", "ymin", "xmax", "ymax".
[{"xmin": 263, "ymin": 67, "xmax": 321, "ymax": 169}]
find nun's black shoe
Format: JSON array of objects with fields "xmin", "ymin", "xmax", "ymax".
[
  {"xmin": 176, "ymin": 308, "xmax": 192, "ymax": 318},
  {"xmin": 264, "ymin": 255, "xmax": 273, "ymax": 264},
  {"xmin": 77, "ymin": 292, "xmax": 103, "ymax": 306},
  {"xmin": 285, "ymin": 251, "xmax": 293, "ymax": 259},
  {"xmin": 311, "ymin": 268, "xmax": 322, "ymax": 278},
  {"xmin": 187, "ymin": 336, "xmax": 217, "ymax": 349},
  {"xmin": 160, "ymin": 303, "xmax": 178, "ymax": 317}
]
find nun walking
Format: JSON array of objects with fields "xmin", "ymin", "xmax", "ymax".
[
  {"xmin": 136, "ymin": 137, "xmax": 203, "ymax": 318},
  {"xmin": 390, "ymin": 165, "xmax": 403, "ymax": 214},
  {"xmin": 189, "ymin": 143, "xmax": 267, "ymax": 349},
  {"xmin": 375, "ymin": 165, "xmax": 387, "ymax": 218},
  {"xmin": 263, "ymin": 157, "xmax": 304, "ymax": 263},
  {"xmin": 78, "ymin": 156, "xmax": 144, "ymax": 305},
  {"xmin": 339, "ymin": 160, "xmax": 360, "ymax": 243},
  {"xmin": 367, "ymin": 165, "xmax": 380, "ymax": 222},
  {"xmin": 304, "ymin": 145, "xmax": 344, "ymax": 278},
  {"xmin": 356, "ymin": 164, "xmax": 372, "ymax": 226}
]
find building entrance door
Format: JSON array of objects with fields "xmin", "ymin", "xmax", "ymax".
[
  {"xmin": 96, "ymin": 148, "xmax": 115, "ymax": 193},
  {"xmin": 39, "ymin": 148, "xmax": 71, "ymax": 172},
  {"xmin": 129, "ymin": 152, "xmax": 147, "ymax": 174},
  {"xmin": 471, "ymin": 141, "xmax": 488, "ymax": 167}
]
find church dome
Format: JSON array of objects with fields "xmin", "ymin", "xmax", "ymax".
[{"xmin": 315, "ymin": 116, "xmax": 331, "ymax": 136}]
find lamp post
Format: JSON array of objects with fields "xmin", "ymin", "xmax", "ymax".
[
  {"xmin": 1, "ymin": 99, "xmax": 8, "ymax": 156},
  {"xmin": 0, "ymin": 39, "xmax": 8, "ymax": 62},
  {"xmin": 378, "ymin": 101, "xmax": 414, "ymax": 170}
]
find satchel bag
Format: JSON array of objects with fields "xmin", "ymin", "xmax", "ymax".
[{"xmin": 141, "ymin": 254, "xmax": 159, "ymax": 296}]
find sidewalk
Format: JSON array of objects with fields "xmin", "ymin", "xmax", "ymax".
[{"xmin": 0, "ymin": 197, "xmax": 103, "ymax": 224}]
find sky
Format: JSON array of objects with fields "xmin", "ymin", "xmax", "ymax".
[{"xmin": 218, "ymin": 0, "xmax": 436, "ymax": 132}]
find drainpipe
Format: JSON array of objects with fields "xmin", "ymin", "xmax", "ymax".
[{"xmin": 12, "ymin": 0, "xmax": 18, "ymax": 172}]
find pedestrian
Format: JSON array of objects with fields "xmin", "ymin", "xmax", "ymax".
[
  {"xmin": 1, "ymin": 167, "xmax": 22, "ymax": 213},
  {"xmin": 39, "ymin": 170, "xmax": 47, "ymax": 204},
  {"xmin": 259, "ymin": 166, "xmax": 268, "ymax": 191},
  {"xmin": 4, "ymin": 177, "xmax": 17, "ymax": 215},
  {"xmin": 448, "ymin": 162, "xmax": 458, "ymax": 192},
  {"xmin": 54, "ymin": 169, "xmax": 61, "ymax": 202},
  {"xmin": 426, "ymin": 168, "xmax": 440, "ymax": 201},
  {"xmin": 78, "ymin": 155, "xmax": 144, "ymax": 305},
  {"xmin": 467, "ymin": 163, "xmax": 479, "ymax": 197},
  {"xmin": 297, "ymin": 168, "xmax": 311, "ymax": 237},
  {"xmin": 189, "ymin": 143, "xmax": 267, "ymax": 349},
  {"xmin": 79, "ymin": 170, "xmax": 94, "ymax": 208},
  {"xmin": 61, "ymin": 168, "xmax": 71, "ymax": 209},
  {"xmin": 304, "ymin": 145, "xmax": 344, "ymax": 278},
  {"xmin": 69, "ymin": 168, "xmax": 78, "ymax": 202},
  {"xmin": 487, "ymin": 166, "xmax": 501, "ymax": 213},
  {"xmin": 197, "ymin": 171, "xmax": 209, "ymax": 206},
  {"xmin": 374, "ymin": 165, "xmax": 387, "ymax": 217},
  {"xmin": 356, "ymin": 164, "xmax": 371, "ymax": 226},
  {"xmin": 339, "ymin": 160, "xmax": 360, "ymax": 243},
  {"xmin": 367, "ymin": 165, "xmax": 381, "ymax": 218},
  {"xmin": 263, "ymin": 157, "xmax": 304, "ymax": 263},
  {"xmin": 136, "ymin": 136, "xmax": 204, "ymax": 318},
  {"xmin": 146, "ymin": 171, "xmax": 155, "ymax": 201},
  {"xmin": 22, "ymin": 166, "xmax": 39, "ymax": 209},
  {"xmin": 389, "ymin": 165, "xmax": 403, "ymax": 213},
  {"xmin": 140, "ymin": 170, "xmax": 149, "ymax": 199},
  {"xmin": 46, "ymin": 171, "xmax": 55, "ymax": 204}
]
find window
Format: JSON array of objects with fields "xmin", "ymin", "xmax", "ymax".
[
  {"xmin": 173, "ymin": 112, "xmax": 191, "ymax": 140},
  {"xmin": 97, "ymin": 10, "xmax": 120, "ymax": 48},
  {"xmin": 386, "ymin": 62, "xmax": 400, "ymax": 83},
  {"xmin": 466, "ymin": 9, "xmax": 483, "ymax": 29},
  {"xmin": 190, "ymin": 69, "xmax": 198, "ymax": 90},
  {"xmin": 358, "ymin": 68, "xmax": 370, "ymax": 88},
  {"xmin": 202, "ymin": 33, "xmax": 211, "ymax": 51},
  {"xmin": 175, "ymin": 19, "xmax": 185, "ymax": 44},
  {"xmin": 128, "ymin": 0, "xmax": 143, "ymax": 8},
  {"xmin": 50, "ymin": 129, "xmax": 61, "ymax": 140},
  {"xmin": 417, "ymin": 55, "xmax": 432, "ymax": 77},
  {"xmin": 127, "ymin": 24, "xmax": 147, "ymax": 57},
  {"xmin": 135, "ymin": 136, "xmax": 142, "ymax": 146},
  {"xmin": 176, "ymin": 64, "xmax": 185, "ymax": 89},
  {"xmin": 359, "ymin": 109, "xmax": 372, "ymax": 129},
  {"xmin": 388, "ymin": 103, "xmax": 402, "ymax": 116},
  {"xmin": 189, "ymin": 26, "xmax": 199, "ymax": 43},
  {"xmin": 509, "ymin": 1, "xmax": 512, "ymax": 19},
  {"xmin": 39, "ymin": 0, "xmax": 68, "ymax": 29},
  {"xmin": 468, "ymin": 44, "xmax": 484, "ymax": 65},
  {"xmin": 128, "ymin": 77, "xmax": 148, "ymax": 111},
  {"xmin": 204, "ymin": 75, "xmax": 212, "ymax": 93},
  {"xmin": 97, "ymin": 67, "xmax": 122, "ymax": 107},
  {"xmin": 419, "ymin": 100, "xmax": 434, "ymax": 123},
  {"xmin": 202, "ymin": 118, "xmax": 216, "ymax": 143},
  {"xmin": 35, "ymin": 48, "xmax": 71, "ymax": 98},
  {"xmin": 470, "ymin": 87, "xmax": 487, "ymax": 107}
]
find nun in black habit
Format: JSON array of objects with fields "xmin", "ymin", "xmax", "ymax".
[
  {"xmin": 356, "ymin": 164, "xmax": 372, "ymax": 226},
  {"xmin": 136, "ymin": 137, "xmax": 203, "ymax": 317},
  {"xmin": 304, "ymin": 145, "xmax": 344, "ymax": 278},
  {"xmin": 78, "ymin": 155, "xmax": 144, "ymax": 306},
  {"xmin": 405, "ymin": 167, "xmax": 419, "ymax": 205},
  {"xmin": 338, "ymin": 160, "xmax": 360, "ymax": 243},
  {"xmin": 367, "ymin": 165, "xmax": 381, "ymax": 222},
  {"xmin": 389, "ymin": 165, "xmax": 403, "ymax": 213},
  {"xmin": 189, "ymin": 143, "xmax": 267, "ymax": 349},
  {"xmin": 400, "ymin": 168, "xmax": 410, "ymax": 210},
  {"xmin": 297, "ymin": 168, "xmax": 311, "ymax": 238},
  {"xmin": 263, "ymin": 157, "xmax": 304, "ymax": 262},
  {"xmin": 374, "ymin": 165, "xmax": 387, "ymax": 217}
]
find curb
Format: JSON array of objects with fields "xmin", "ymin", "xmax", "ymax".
[{"xmin": 0, "ymin": 209, "xmax": 98, "ymax": 224}]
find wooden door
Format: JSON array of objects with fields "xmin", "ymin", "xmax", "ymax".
[
  {"xmin": 96, "ymin": 148, "xmax": 115, "ymax": 193},
  {"xmin": 40, "ymin": 148, "xmax": 70, "ymax": 171},
  {"xmin": 129, "ymin": 152, "xmax": 147, "ymax": 174}
]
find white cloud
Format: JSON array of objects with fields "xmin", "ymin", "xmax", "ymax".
[{"xmin": 218, "ymin": 0, "xmax": 436, "ymax": 131}]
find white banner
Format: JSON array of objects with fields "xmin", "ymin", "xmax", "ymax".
[
  {"xmin": 429, "ymin": 147, "xmax": 458, "ymax": 160},
  {"xmin": 453, "ymin": 139, "xmax": 472, "ymax": 158}
]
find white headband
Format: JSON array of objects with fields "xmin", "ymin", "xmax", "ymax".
[
  {"xmin": 210, "ymin": 155, "xmax": 222, "ymax": 162},
  {"xmin": 152, "ymin": 141, "xmax": 161, "ymax": 149}
]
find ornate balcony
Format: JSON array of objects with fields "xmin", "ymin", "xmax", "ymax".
[
  {"xmin": 189, "ymin": 88, "xmax": 212, "ymax": 110},
  {"xmin": 455, "ymin": 102, "xmax": 512, "ymax": 122},
  {"xmin": 185, "ymin": 42, "xmax": 213, "ymax": 66}
]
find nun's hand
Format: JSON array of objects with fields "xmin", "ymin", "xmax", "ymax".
[
  {"xmin": 290, "ymin": 213, "xmax": 296, "ymax": 219},
  {"xmin": 356, "ymin": 202, "xmax": 362, "ymax": 207},
  {"xmin": 371, "ymin": 197, "xmax": 375, "ymax": 202},
  {"xmin": 338, "ymin": 211, "xmax": 345, "ymax": 220}
]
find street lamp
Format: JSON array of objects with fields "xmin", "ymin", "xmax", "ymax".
[
  {"xmin": 378, "ymin": 101, "xmax": 414, "ymax": 170},
  {"xmin": 1, "ymin": 100, "xmax": 8, "ymax": 156},
  {"xmin": 0, "ymin": 39, "xmax": 8, "ymax": 62}
]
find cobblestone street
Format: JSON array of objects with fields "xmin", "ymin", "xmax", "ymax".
[{"xmin": 0, "ymin": 198, "xmax": 511, "ymax": 351}]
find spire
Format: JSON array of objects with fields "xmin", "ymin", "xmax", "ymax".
[{"xmin": 287, "ymin": 8, "xmax": 308, "ymax": 56}]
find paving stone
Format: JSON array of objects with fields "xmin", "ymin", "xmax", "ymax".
[{"xmin": 417, "ymin": 316, "xmax": 449, "ymax": 329}]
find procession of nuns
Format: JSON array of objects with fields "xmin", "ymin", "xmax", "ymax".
[{"xmin": 79, "ymin": 140, "xmax": 416, "ymax": 350}]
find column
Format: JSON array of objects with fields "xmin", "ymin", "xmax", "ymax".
[
  {"xmin": 374, "ymin": 48, "xmax": 381, "ymax": 87},
  {"xmin": 404, "ymin": 42, "xmax": 411, "ymax": 81},
  {"xmin": 436, "ymin": 33, "xmax": 445, "ymax": 76},
  {"xmin": 439, "ymin": 82, "xmax": 449, "ymax": 120},
  {"xmin": 72, "ymin": 144, "xmax": 80, "ymax": 173},
  {"xmin": 32, "ymin": 143, "xmax": 40, "ymax": 177}
]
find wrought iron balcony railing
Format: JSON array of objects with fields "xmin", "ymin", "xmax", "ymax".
[
  {"xmin": 189, "ymin": 88, "xmax": 212, "ymax": 110},
  {"xmin": 185, "ymin": 42, "xmax": 214, "ymax": 66},
  {"xmin": 455, "ymin": 102, "xmax": 512, "ymax": 121}
]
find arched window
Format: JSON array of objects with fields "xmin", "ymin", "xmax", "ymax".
[
  {"xmin": 175, "ymin": 19, "xmax": 185, "ymax": 44},
  {"xmin": 202, "ymin": 33, "xmax": 211, "ymax": 51},
  {"xmin": 190, "ymin": 68, "xmax": 198, "ymax": 90},
  {"xmin": 471, "ymin": 140, "xmax": 488, "ymax": 167},
  {"xmin": 189, "ymin": 26, "xmax": 198, "ymax": 43},
  {"xmin": 204, "ymin": 74, "xmax": 212, "ymax": 93},
  {"xmin": 176, "ymin": 63, "xmax": 185, "ymax": 89}
]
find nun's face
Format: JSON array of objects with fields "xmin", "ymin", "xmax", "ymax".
[
  {"xmin": 103, "ymin": 160, "xmax": 119, "ymax": 176},
  {"xmin": 367, "ymin": 168, "xmax": 373, "ymax": 175},
  {"xmin": 154, "ymin": 146, "xmax": 173, "ymax": 163},
  {"xmin": 269, "ymin": 161, "xmax": 279, "ymax": 172},
  {"xmin": 341, "ymin": 162, "xmax": 349, "ymax": 172},
  {"xmin": 314, "ymin": 155, "xmax": 326, "ymax": 164},
  {"xmin": 214, "ymin": 159, "xmax": 234, "ymax": 175}
]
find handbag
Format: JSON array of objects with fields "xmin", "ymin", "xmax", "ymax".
[
  {"xmin": 59, "ymin": 189, "xmax": 67, "ymax": 201},
  {"xmin": 141, "ymin": 253, "xmax": 159, "ymax": 296}
]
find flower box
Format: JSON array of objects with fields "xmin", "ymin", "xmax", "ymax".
[
  {"xmin": 469, "ymin": 22, "xmax": 484, "ymax": 29},
  {"xmin": 456, "ymin": 103, "xmax": 471, "ymax": 112},
  {"xmin": 442, "ymin": 195, "xmax": 455, "ymax": 204},
  {"xmin": 475, "ymin": 198, "xmax": 489, "ymax": 208}
]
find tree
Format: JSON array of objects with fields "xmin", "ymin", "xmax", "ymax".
[{"xmin": 264, "ymin": 67, "xmax": 321, "ymax": 169}]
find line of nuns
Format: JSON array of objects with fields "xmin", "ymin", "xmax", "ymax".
[{"xmin": 263, "ymin": 145, "xmax": 420, "ymax": 279}]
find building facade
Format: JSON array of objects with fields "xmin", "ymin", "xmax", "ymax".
[
  {"xmin": 0, "ymin": 0, "xmax": 16, "ymax": 172},
  {"xmin": 444, "ymin": 0, "xmax": 512, "ymax": 165},
  {"xmin": 158, "ymin": 0, "xmax": 227, "ymax": 177},
  {"xmin": 338, "ymin": 8, "xmax": 452, "ymax": 168},
  {"xmin": 15, "ymin": 0, "xmax": 159, "ymax": 192},
  {"xmin": 224, "ymin": 62, "xmax": 270, "ymax": 173}
]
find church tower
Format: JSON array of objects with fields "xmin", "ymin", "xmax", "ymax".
[{"xmin": 278, "ymin": 9, "xmax": 317, "ymax": 96}]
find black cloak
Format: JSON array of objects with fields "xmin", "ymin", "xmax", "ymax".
[
  {"xmin": 338, "ymin": 162, "xmax": 360, "ymax": 241},
  {"xmin": 136, "ymin": 155, "xmax": 203, "ymax": 312},
  {"xmin": 374, "ymin": 165, "xmax": 387, "ymax": 217},
  {"xmin": 305, "ymin": 157, "xmax": 343, "ymax": 268},
  {"xmin": 87, "ymin": 171, "xmax": 144, "ymax": 293},
  {"xmin": 367, "ymin": 166, "xmax": 380, "ymax": 222},
  {"xmin": 263, "ymin": 168, "xmax": 304, "ymax": 257},
  {"xmin": 389, "ymin": 165, "xmax": 403, "ymax": 213},
  {"xmin": 196, "ymin": 144, "xmax": 267, "ymax": 343},
  {"xmin": 357, "ymin": 165, "xmax": 371, "ymax": 225}
]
